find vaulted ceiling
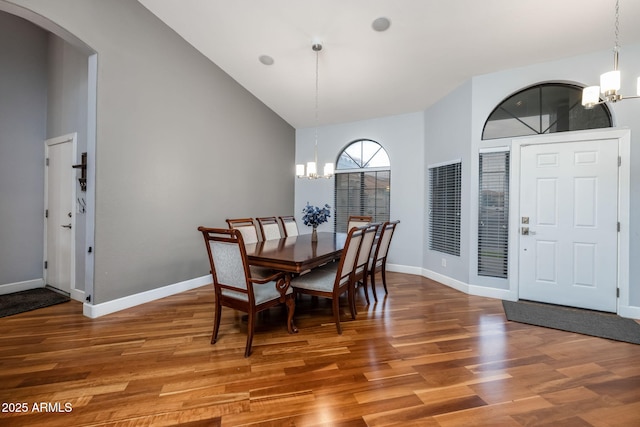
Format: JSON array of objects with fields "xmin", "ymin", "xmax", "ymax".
[{"xmin": 138, "ymin": 0, "xmax": 640, "ymax": 128}]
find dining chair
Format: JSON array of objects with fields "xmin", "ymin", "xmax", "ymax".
[
  {"xmin": 367, "ymin": 220, "xmax": 400, "ymax": 301},
  {"xmin": 257, "ymin": 216, "xmax": 283, "ymax": 241},
  {"xmin": 351, "ymin": 223, "xmax": 381, "ymax": 308},
  {"xmin": 290, "ymin": 226, "xmax": 365, "ymax": 334},
  {"xmin": 347, "ymin": 215, "xmax": 372, "ymax": 231},
  {"xmin": 226, "ymin": 218, "xmax": 259, "ymax": 244},
  {"xmin": 278, "ymin": 215, "xmax": 299, "ymax": 237},
  {"xmin": 197, "ymin": 227, "xmax": 296, "ymax": 357}
]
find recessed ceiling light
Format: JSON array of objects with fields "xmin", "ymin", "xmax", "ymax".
[
  {"xmin": 372, "ymin": 17, "xmax": 391, "ymax": 32},
  {"xmin": 259, "ymin": 55, "xmax": 274, "ymax": 66}
]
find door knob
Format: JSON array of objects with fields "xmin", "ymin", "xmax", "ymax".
[
  {"xmin": 521, "ymin": 227, "xmax": 536, "ymax": 235},
  {"xmin": 61, "ymin": 224, "xmax": 72, "ymax": 229}
]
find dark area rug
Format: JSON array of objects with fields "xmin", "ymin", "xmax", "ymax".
[
  {"xmin": 503, "ymin": 300, "xmax": 640, "ymax": 344},
  {"xmin": 0, "ymin": 287, "xmax": 70, "ymax": 318}
]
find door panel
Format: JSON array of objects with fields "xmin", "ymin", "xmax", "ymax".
[
  {"xmin": 519, "ymin": 139, "xmax": 618, "ymax": 312},
  {"xmin": 45, "ymin": 137, "xmax": 74, "ymax": 294}
]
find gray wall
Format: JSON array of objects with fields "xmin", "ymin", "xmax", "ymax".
[
  {"xmin": 0, "ymin": 11, "xmax": 47, "ymax": 285},
  {"xmin": 6, "ymin": 0, "xmax": 295, "ymax": 304},
  {"xmin": 47, "ymin": 33, "xmax": 89, "ymax": 291},
  {"xmin": 423, "ymin": 80, "xmax": 473, "ymax": 284}
]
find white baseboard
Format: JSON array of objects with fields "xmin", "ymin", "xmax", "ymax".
[
  {"xmin": 0, "ymin": 278, "xmax": 44, "ymax": 295},
  {"xmin": 83, "ymin": 275, "xmax": 212, "ymax": 318},
  {"xmin": 420, "ymin": 268, "xmax": 469, "ymax": 294},
  {"xmin": 386, "ymin": 263, "xmax": 422, "ymax": 276},
  {"xmin": 618, "ymin": 305, "xmax": 640, "ymax": 320},
  {"xmin": 70, "ymin": 288, "xmax": 85, "ymax": 303}
]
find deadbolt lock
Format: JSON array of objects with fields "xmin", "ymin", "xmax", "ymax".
[{"xmin": 522, "ymin": 216, "xmax": 529, "ymax": 224}]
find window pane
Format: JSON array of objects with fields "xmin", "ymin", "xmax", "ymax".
[
  {"xmin": 482, "ymin": 83, "xmax": 612, "ymax": 140},
  {"xmin": 335, "ymin": 140, "xmax": 391, "ymax": 232},
  {"xmin": 478, "ymin": 152, "xmax": 509, "ymax": 278},
  {"xmin": 429, "ymin": 162, "xmax": 461, "ymax": 256},
  {"xmin": 334, "ymin": 170, "xmax": 391, "ymax": 232}
]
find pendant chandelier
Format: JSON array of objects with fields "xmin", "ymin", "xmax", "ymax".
[
  {"xmin": 582, "ymin": 0, "xmax": 640, "ymax": 108},
  {"xmin": 296, "ymin": 43, "xmax": 334, "ymax": 179}
]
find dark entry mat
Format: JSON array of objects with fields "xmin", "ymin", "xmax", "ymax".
[
  {"xmin": 503, "ymin": 299, "xmax": 640, "ymax": 344},
  {"xmin": 0, "ymin": 287, "xmax": 70, "ymax": 318}
]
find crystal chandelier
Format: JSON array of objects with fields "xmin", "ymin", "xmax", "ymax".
[
  {"xmin": 582, "ymin": 0, "xmax": 640, "ymax": 108},
  {"xmin": 296, "ymin": 43, "xmax": 334, "ymax": 179}
]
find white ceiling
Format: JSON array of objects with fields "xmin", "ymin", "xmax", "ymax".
[{"xmin": 138, "ymin": 0, "xmax": 640, "ymax": 128}]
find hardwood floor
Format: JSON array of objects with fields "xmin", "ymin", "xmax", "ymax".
[{"xmin": 1, "ymin": 273, "xmax": 639, "ymax": 426}]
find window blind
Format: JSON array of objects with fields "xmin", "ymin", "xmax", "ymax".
[
  {"xmin": 478, "ymin": 151, "xmax": 509, "ymax": 278},
  {"xmin": 334, "ymin": 171, "xmax": 390, "ymax": 233},
  {"xmin": 429, "ymin": 162, "xmax": 461, "ymax": 256}
]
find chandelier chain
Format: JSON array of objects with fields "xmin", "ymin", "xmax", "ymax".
[
  {"xmin": 314, "ymin": 46, "xmax": 319, "ymax": 163},
  {"xmin": 614, "ymin": 0, "xmax": 620, "ymax": 52}
]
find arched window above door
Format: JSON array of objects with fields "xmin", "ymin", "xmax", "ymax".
[{"xmin": 482, "ymin": 83, "xmax": 612, "ymax": 140}]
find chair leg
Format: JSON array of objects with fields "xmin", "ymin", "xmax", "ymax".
[
  {"xmin": 333, "ymin": 296, "xmax": 342, "ymax": 334},
  {"xmin": 381, "ymin": 263, "xmax": 389, "ymax": 295},
  {"xmin": 348, "ymin": 284, "xmax": 357, "ymax": 319},
  {"xmin": 211, "ymin": 300, "xmax": 222, "ymax": 344},
  {"xmin": 244, "ymin": 311, "xmax": 255, "ymax": 357},
  {"xmin": 370, "ymin": 271, "xmax": 378, "ymax": 302},
  {"xmin": 360, "ymin": 278, "xmax": 370, "ymax": 305}
]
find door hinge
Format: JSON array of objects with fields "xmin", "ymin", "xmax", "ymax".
[
  {"xmin": 46, "ymin": 158, "xmax": 49, "ymax": 166},
  {"xmin": 617, "ymin": 288, "xmax": 620, "ymax": 298},
  {"xmin": 617, "ymin": 222, "xmax": 621, "ymax": 232},
  {"xmin": 44, "ymin": 261, "xmax": 48, "ymax": 269},
  {"xmin": 618, "ymin": 156, "xmax": 622, "ymax": 167},
  {"xmin": 45, "ymin": 209, "xmax": 48, "ymax": 218}
]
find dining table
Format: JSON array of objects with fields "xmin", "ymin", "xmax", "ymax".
[{"xmin": 245, "ymin": 231, "xmax": 347, "ymax": 274}]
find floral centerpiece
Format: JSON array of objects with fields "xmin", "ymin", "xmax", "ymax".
[{"xmin": 302, "ymin": 202, "xmax": 331, "ymax": 241}]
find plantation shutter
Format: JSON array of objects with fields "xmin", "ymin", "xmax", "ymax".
[
  {"xmin": 478, "ymin": 151, "xmax": 509, "ymax": 278},
  {"xmin": 429, "ymin": 161, "xmax": 461, "ymax": 256}
]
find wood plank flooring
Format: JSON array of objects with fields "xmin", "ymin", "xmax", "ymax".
[{"xmin": 1, "ymin": 273, "xmax": 639, "ymax": 426}]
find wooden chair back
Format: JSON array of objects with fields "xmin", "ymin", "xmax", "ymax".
[
  {"xmin": 198, "ymin": 227, "xmax": 255, "ymax": 307},
  {"xmin": 371, "ymin": 220, "xmax": 399, "ymax": 269},
  {"xmin": 347, "ymin": 215, "xmax": 372, "ymax": 231},
  {"xmin": 333, "ymin": 226, "xmax": 365, "ymax": 289},
  {"xmin": 278, "ymin": 215, "xmax": 299, "ymax": 237},
  {"xmin": 226, "ymin": 218, "xmax": 259, "ymax": 244},
  {"xmin": 257, "ymin": 216, "xmax": 282, "ymax": 241}
]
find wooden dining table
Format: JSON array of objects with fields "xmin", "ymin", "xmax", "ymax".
[{"xmin": 245, "ymin": 231, "xmax": 347, "ymax": 274}]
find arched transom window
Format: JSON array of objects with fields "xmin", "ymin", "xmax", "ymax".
[
  {"xmin": 482, "ymin": 83, "xmax": 612, "ymax": 140},
  {"xmin": 334, "ymin": 139, "xmax": 391, "ymax": 233}
]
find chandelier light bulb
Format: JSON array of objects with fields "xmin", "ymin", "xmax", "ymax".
[
  {"xmin": 306, "ymin": 161, "xmax": 317, "ymax": 177},
  {"xmin": 323, "ymin": 163, "xmax": 334, "ymax": 177},
  {"xmin": 600, "ymin": 70, "xmax": 621, "ymax": 95},
  {"xmin": 582, "ymin": 86, "xmax": 601, "ymax": 108}
]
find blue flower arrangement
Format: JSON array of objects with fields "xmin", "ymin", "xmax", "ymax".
[{"xmin": 302, "ymin": 202, "xmax": 331, "ymax": 228}]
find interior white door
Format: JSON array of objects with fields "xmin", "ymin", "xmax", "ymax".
[
  {"xmin": 519, "ymin": 139, "xmax": 618, "ymax": 312},
  {"xmin": 45, "ymin": 136, "xmax": 75, "ymax": 294}
]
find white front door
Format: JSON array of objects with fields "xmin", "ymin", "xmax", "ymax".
[
  {"xmin": 519, "ymin": 138, "xmax": 618, "ymax": 312},
  {"xmin": 45, "ymin": 134, "xmax": 76, "ymax": 294}
]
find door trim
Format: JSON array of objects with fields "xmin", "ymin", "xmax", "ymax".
[
  {"xmin": 44, "ymin": 133, "xmax": 78, "ymax": 299},
  {"xmin": 509, "ymin": 128, "xmax": 630, "ymax": 316}
]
